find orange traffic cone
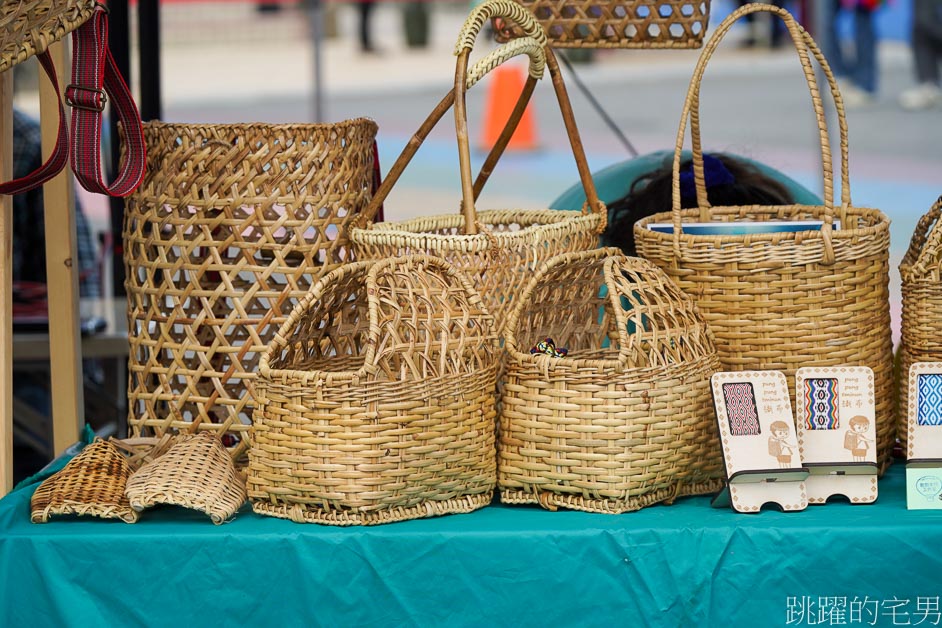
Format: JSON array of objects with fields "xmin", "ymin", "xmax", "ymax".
[{"xmin": 480, "ymin": 61, "xmax": 538, "ymax": 152}]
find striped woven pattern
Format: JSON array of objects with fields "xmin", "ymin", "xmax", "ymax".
[
  {"xmin": 499, "ymin": 249, "xmax": 723, "ymax": 514},
  {"xmin": 123, "ymin": 120, "xmax": 378, "ymax": 458},
  {"xmin": 804, "ymin": 378, "xmax": 840, "ymax": 430},
  {"xmin": 634, "ymin": 5, "xmax": 895, "ymax": 470},
  {"xmin": 496, "ymin": 0, "xmax": 711, "ymax": 49},
  {"xmin": 0, "ymin": 0, "xmax": 94, "ymax": 73},
  {"xmin": 249, "ymin": 256, "xmax": 500, "ymax": 525}
]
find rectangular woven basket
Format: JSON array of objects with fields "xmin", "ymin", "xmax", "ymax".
[
  {"xmin": 498, "ymin": 248, "xmax": 724, "ymax": 513},
  {"xmin": 494, "ymin": 0, "xmax": 711, "ymax": 49},
  {"xmin": 122, "ymin": 120, "xmax": 378, "ymax": 458},
  {"xmin": 633, "ymin": 5, "xmax": 895, "ymax": 469},
  {"xmin": 899, "ymin": 196, "xmax": 942, "ymax": 456},
  {"xmin": 248, "ymin": 256, "xmax": 501, "ymax": 525}
]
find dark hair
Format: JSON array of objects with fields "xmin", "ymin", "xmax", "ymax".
[{"xmin": 601, "ymin": 153, "xmax": 795, "ymax": 255}]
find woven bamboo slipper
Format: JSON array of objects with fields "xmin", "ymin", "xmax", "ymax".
[
  {"xmin": 125, "ymin": 432, "xmax": 247, "ymax": 524},
  {"xmin": 30, "ymin": 439, "xmax": 139, "ymax": 524}
]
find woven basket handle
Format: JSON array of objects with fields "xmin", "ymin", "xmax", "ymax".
[
  {"xmin": 354, "ymin": 3, "xmax": 546, "ymax": 231},
  {"xmin": 671, "ymin": 4, "xmax": 849, "ymax": 244},
  {"xmin": 259, "ymin": 262, "xmax": 378, "ymax": 381},
  {"xmin": 365, "ymin": 255, "xmax": 496, "ymax": 378},
  {"xmin": 901, "ymin": 196, "xmax": 942, "ymax": 280},
  {"xmin": 455, "ymin": 2, "xmax": 605, "ymax": 234}
]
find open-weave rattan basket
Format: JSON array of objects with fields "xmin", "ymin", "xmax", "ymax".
[
  {"xmin": 499, "ymin": 248, "xmax": 723, "ymax": 513},
  {"xmin": 633, "ymin": 5, "xmax": 895, "ymax": 468},
  {"xmin": 30, "ymin": 440, "xmax": 139, "ymax": 523},
  {"xmin": 495, "ymin": 0, "xmax": 711, "ymax": 49},
  {"xmin": 248, "ymin": 255, "xmax": 500, "ymax": 525},
  {"xmin": 123, "ymin": 119, "xmax": 378, "ymax": 457},
  {"xmin": 0, "ymin": 0, "xmax": 95, "ymax": 73},
  {"xmin": 899, "ymin": 196, "xmax": 942, "ymax": 453},
  {"xmin": 350, "ymin": 0, "xmax": 606, "ymax": 334}
]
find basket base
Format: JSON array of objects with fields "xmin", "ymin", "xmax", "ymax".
[
  {"xmin": 500, "ymin": 478, "xmax": 725, "ymax": 514},
  {"xmin": 250, "ymin": 491, "xmax": 493, "ymax": 526}
]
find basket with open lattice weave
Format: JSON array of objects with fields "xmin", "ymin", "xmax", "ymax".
[
  {"xmin": 350, "ymin": 0, "xmax": 606, "ymax": 334},
  {"xmin": 123, "ymin": 119, "xmax": 378, "ymax": 458},
  {"xmin": 633, "ymin": 5, "xmax": 895, "ymax": 469},
  {"xmin": 899, "ymin": 196, "xmax": 942, "ymax": 454},
  {"xmin": 498, "ymin": 248, "xmax": 723, "ymax": 513},
  {"xmin": 0, "ymin": 0, "xmax": 95, "ymax": 73},
  {"xmin": 494, "ymin": 0, "xmax": 711, "ymax": 49},
  {"xmin": 248, "ymin": 255, "xmax": 501, "ymax": 525}
]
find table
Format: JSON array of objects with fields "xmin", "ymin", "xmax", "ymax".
[{"xmin": 0, "ymin": 460, "xmax": 938, "ymax": 627}]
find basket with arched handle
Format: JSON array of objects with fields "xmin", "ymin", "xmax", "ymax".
[
  {"xmin": 350, "ymin": 0, "xmax": 606, "ymax": 335},
  {"xmin": 499, "ymin": 248, "xmax": 723, "ymax": 513},
  {"xmin": 248, "ymin": 255, "xmax": 501, "ymax": 525},
  {"xmin": 633, "ymin": 4, "xmax": 894, "ymax": 469}
]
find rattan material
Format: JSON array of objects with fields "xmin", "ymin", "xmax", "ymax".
[
  {"xmin": 499, "ymin": 248, "xmax": 724, "ymax": 513},
  {"xmin": 633, "ymin": 5, "xmax": 895, "ymax": 468},
  {"xmin": 899, "ymin": 196, "xmax": 942, "ymax": 453},
  {"xmin": 0, "ymin": 0, "xmax": 95, "ymax": 74},
  {"xmin": 248, "ymin": 255, "xmax": 500, "ymax": 525},
  {"xmin": 495, "ymin": 0, "xmax": 711, "ymax": 49},
  {"xmin": 350, "ymin": 0, "xmax": 606, "ymax": 334},
  {"xmin": 125, "ymin": 432, "xmax": 247, "ymax": 524},
  {"xmin": 30, "ymin": 440, "xmax": 138, "ymax": 524},
  {"xmin": 123, "ymin": 119, "xmax": 378, "ymax": 457}
]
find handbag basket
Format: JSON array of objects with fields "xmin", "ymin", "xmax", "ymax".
[
  {"xmin": 633, "ymin": 5, "xmax": 895, "ymax": 468},
  {"xmin": 494, "ymin": 0, "xmax": 711, "ymax": 49},
  {"xmin": 350, "ymin": 0, "xmax": 606, "ymax": 334},
  {"xmin": 248, "ymin": 255, "xmax": 501, "ymax": 525},
  {"xmin": 499, "ymin": 248, "xmax": 724, "ymax": 513},
  {"xmin": 123, "ymin": 119, "xmax": 378, "ymax": 457},
  {"xmin": 899, "ymin": 196, "xmax": 942, "ymax": 453}
]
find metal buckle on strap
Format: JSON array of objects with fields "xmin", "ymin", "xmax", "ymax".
[{"xmin": 66, "ymin": 84, "xmax": 108, "ymax": 112}]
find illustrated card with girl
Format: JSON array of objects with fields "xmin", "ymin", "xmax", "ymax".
[{"xmin": 795, "ymin": 366, "xmax": 877, "ymax": 504}]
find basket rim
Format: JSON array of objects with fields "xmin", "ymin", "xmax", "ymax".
[
  {"xmin": 351, "ymin": 209, "xmax": 600, "ymax": 248},
  {"xmin": 634, "ymin": 204, "xmax": 889, "ymax": 245},
  {"xmin": 140, "ymin": 117, "xmax": 379, "ymax": 135}
]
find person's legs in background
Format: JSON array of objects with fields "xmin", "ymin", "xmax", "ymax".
[
  {"xmin": 357, "ymin": 0, "xmax": 377, "ymax": 53},
  {"xmin": 852, "ymin": 4, "xmax": 878, "ymax": 95},
  {"xmin": 900, "ymin": 0, "xmax": 942, "ymax": 109}
]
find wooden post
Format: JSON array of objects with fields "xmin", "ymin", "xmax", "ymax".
[
  {"xmin": 41, "ymin": 40, "xmax": 84, "ymax": 455},
  {"xmin": 0, "ymin": 71, "xmax": 12, "ymax": 496}
]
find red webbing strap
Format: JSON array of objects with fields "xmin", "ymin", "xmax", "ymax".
[
  {"xmin": 67, "ymin": 4, "xmax": 146, "ymax": 198},
  {"xmin": 0, "ymin": 53, "xmax": 69, "ymax": 195}
]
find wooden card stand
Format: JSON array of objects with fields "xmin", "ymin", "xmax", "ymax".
[
  {"xmin": 906, "ymin": 363, "xmax": 942, "ymax": 510},
  {"xmin": 710, "ymin": 371, "xmax": 808, "ymax": 513},
  {"xmin": 795, "ymin": 366, "xmax": 878, "ymax": 505}
]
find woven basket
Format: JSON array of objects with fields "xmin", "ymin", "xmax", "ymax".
[
  {"xmin": 633, "ymin": 5, "xmax": 895, "ymax": 468},
  {"xmin": 123, "ymin": 119, "xmax": 378, "ymax": 457},
  {"xmin": 0, "ymin": 0, "xmax": 95, "ymax": 73},
  {"xmin": 350, "ymin": 0, "xmax": 606, "ymax": 334},
  {"xmin": 499, "ymin": 248, "xmax": 723, "ymax": 513},
  {"xmin": 125, "ymin": 432, "xmax": 247, "ymax": 524},
  {"xmin": 30, "ymin": 440, "xmax": 138, "ymax": 524},
  {"xmin": 248, "ymin": 255, "xmax": 500, "ymax": 525},
  {"xmin": 495, "ymin": 0, "xmax": 711, "ymax": 49},
  {"xmin": 899, "ymin": 196, "xmax": 942, "ymax": 453}
]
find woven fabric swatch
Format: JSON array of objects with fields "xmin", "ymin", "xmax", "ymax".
[
  {"xmin": 723, "ymin": 382, "xmax": 760, "ymax": 436},
  {"xmin": 804, "ymin": 378, "xmax": 840, "ymax": 430},
  {"xmin": 918, "ymin": 374, "xmax": 942, "ymax": 426}
]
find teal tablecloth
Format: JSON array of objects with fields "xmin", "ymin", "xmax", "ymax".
[{"xmin": 1, "ymin": 462, "xmax": 940, "ymax": 628}]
